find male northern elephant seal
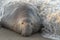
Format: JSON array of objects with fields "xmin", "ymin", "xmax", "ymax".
[{"xmin": 1, "ymin": 2, "xmax": 41, "ymax": 36}]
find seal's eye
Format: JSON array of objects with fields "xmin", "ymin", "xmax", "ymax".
[
  {"xmin": 31, "ymin": 23, "xmax": 33, "ymax": 25},
  {"xmin": 22, "ymin": 22, "xmax": 24, "ymax": 24}
]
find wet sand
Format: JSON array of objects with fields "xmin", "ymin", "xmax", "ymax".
[{"xmin": 0, "ymin": 27, "xmax": 52, "ymax": 40}]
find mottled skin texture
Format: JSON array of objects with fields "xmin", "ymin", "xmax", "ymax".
[
  {"xmin": 1, "ymin": 2, "xmax": 41, "ymax": 36},
  {"xmin": 37, "ymin": 0, "xmax": 60, "ymax": 39}
]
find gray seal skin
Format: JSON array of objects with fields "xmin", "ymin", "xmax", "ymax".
[{"xmin": 1, "ymin": 2, "xmax": 41, "ymax": 36}]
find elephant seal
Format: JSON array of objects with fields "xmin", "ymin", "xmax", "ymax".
[{"xmin": 1, "ymin": 2, "xmax": 41, "ymax": 36}]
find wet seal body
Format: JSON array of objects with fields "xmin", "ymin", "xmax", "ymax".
[{"xmin": 1, "ymin": 2, "xmax": 41, "ymax": 36}]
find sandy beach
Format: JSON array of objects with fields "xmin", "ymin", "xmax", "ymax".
[{"xmin": 0, "ymin": 27, "xmax": 52, "ymax": 40}]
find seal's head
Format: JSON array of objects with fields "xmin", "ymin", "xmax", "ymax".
[
  {"xmin": 15, "ymin": 3, "xmax": 40, "ymax": 36},
  {"xmin": 14, "ymin": 3, "xmax": 36, "ymax": 36},
  {"xmin": 1, "ymin": 3, "xmax": 40, "ymax": 36}
]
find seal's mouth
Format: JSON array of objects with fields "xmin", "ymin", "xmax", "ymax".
[{"xmin": 21, "ymin": 24, "xmax": 32, "ymax": 36}]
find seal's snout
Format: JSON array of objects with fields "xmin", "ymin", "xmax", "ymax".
[
  {"xmin": 18, "ymin": 18, "xmax": 33, "ymax": 36},
  {"xmin": 21, "ymin": 23, "xmax": 32, "ymax": 36}
]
